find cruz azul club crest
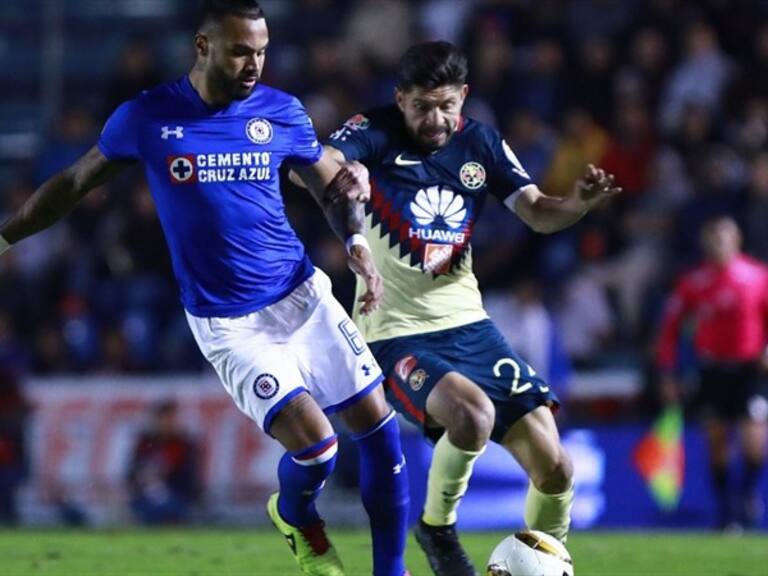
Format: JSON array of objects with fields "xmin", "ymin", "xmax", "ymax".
[{"xmin": 246, "ymin": 118, "xmax": 273, "ymax": 144}]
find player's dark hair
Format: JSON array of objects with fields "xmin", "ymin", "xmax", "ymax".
[
  {"xmin": 200, "ymin": 0, "xmax": 265, "ymax": 26},
  {"xmin": 396, "ymin": 41, "xmax": 468, "ymax": 91}
]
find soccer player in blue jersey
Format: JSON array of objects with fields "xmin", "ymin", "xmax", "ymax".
[
  {"xmin": 0, "ymin": 2, "xmax": 410, "ymax": 575},
  {"xmin": 298, "ymin": 42, "xmax": 620, "ymax": 576}
]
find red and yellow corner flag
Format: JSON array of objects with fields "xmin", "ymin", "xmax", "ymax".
[{"xmin": 632, "ymin": 406, "xmax": 685, "ymax": 511}]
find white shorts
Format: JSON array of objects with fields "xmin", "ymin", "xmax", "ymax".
[{"xmin": 186, "ymin": 268, "xmax": 384, "ymax": 433}]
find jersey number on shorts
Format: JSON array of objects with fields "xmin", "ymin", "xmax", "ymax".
[
  {"xmin": 493, "ymin": 357, "xmax": 550, "ymax": 396},
  {"xmin": 338, "ymin": 320, "xmax": 366, "ymax": 356}
]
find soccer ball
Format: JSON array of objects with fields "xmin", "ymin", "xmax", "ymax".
[{"xmin": 486, "ymin": 530, "xmax": 574, "ymax": 576}]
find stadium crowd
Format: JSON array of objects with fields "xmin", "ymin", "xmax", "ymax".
[{"xmin": 1, "ymin": 0, "xmax": 767, "ymax": 394}]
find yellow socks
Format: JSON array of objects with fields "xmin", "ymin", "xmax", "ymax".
[
  {"xmin": 422, "ymin": 434, "xmax": 485, "ymax": 526},
  {"xmin": 524, "ymin": 479, "xmax": 574, "ymax": 542}
]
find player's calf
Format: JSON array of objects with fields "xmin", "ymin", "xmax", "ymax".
[
  {"xmin": 352, "ymin": 410, "xmax": 410, "ymax": 576},
  {"xmin": 529, "ymin": 447, "xmax": 573, "ymax": 495}
]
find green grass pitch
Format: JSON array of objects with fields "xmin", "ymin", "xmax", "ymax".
[{"xmin": 0, "ymin": 529, "xmax": 766, "ymax": 575}]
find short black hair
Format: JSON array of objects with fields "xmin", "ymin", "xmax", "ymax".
[
  {"xmin": 201, "ymin": 0, "xmax": 265, "ymax": 26},
  {"xmin": 396, "ymin": 41, "xmax": 468, "ymax": 91}
]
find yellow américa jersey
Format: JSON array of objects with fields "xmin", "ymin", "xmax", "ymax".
[
  {"xmin": 352, "ymin": 209, "xmax": 488, "ymax": 342},
  {"xmin": 328, "ymin": 107, "xmax": 534, "ymax": 343}
]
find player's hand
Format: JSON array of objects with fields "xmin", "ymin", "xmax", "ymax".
[
  {"xmin": 659, "ymin": 373, "xmax": 681, "ymax": 406},
  {"xmin": 572, "ymin": 164, "xmax": 622, "ymax": 210},
  {"xmin": 324, "ymin": 161, "xmax": 371, "ymax": 205},
  {"xmin": 347, "ymin": 244, "xmax": 383, "ymax": 316}
]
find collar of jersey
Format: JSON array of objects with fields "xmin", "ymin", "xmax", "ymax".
[{"xmin": 182, "ymin": 74, "xmax": 254, "ymax": 116}]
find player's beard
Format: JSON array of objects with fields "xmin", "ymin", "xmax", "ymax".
[
  {"xmin": 415, "ymin": 121, "xmax": 454, "ymax": 151},
  {"xmin": 210, "ymin": 65, "xmax": 258, "ymax": 102}
]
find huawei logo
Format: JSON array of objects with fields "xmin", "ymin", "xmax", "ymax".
[{"xmin": 410, "ymin": 186, "xmax": 467, "ymax": 229}]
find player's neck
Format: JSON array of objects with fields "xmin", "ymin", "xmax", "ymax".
[{"xmin": 188, "ymin": 69, "xmax": 231, "ymax": 109}]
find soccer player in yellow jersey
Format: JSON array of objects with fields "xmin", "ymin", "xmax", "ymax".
[{"xmin": 296, "ymin": 41, "xmax": 619, "ymax": 576}]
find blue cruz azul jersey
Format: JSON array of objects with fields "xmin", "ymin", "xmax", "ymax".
[
  {"xmin": 98, "ymin": 76, "xmax": 322, "ymax": 318},
  {"xmin": 326, "ymin": 107, "xmax": 535, "ymax": 342}
]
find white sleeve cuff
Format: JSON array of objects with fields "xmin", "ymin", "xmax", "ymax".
[
  {"xmin": 345, "ymin": 233, "xmax": 370, "ymax": 255},
  {"xmin": 502, "ymin": 184, "xmax": 536, "ymax": 214}
]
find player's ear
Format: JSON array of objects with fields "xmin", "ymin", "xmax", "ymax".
[
  {"xmin": 460, "ymin": 84, "xmax": 469, "ymax": 101},
  {"xmin": 195, "ymin": 33, "xmax": 209, "ymax": 58},
  {"xmin": 395, "ymin": 88, "xmax": 405, "ymax": 113}
]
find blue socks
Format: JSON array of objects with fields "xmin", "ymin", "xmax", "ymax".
[
  {"xmin": 275, "ymin": 414, "xmax": 410, "ymax": 576},
  {"xmin": 353, "ymin": 411, "xmax": 410, "ymax": 576},
  {"xmin": 277, "ymin": 435, "xmax": 338, "ymax": 527}
]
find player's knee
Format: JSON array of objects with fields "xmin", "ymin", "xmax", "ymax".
[
  {"xmin": 534, "ymin": 450, "xmax": 574, "ymax": 494},
  {"xmin": 446, "ymin": 395, "xmax": 495, "ymax": 450}
]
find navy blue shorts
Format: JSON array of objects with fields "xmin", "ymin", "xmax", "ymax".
[{"xmin": 370, "ymin": 319, "xmax": 559, "ymax": 443}]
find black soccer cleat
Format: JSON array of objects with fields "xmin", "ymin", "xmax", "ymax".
[{"xmin": 414, "ymin": 519, "xmax": 478, "ymax": 576}]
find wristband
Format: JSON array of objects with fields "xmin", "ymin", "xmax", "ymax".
[
  {"xmin": 0, "ymin": 234, "xmax": 10, "ymax": 256},
  {"xmin": 345, "ymin": 234, "xmax": 370, "ymax": 255}
]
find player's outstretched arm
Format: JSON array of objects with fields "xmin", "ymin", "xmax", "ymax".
[
  {"xmin": 291, "ymin": 149, "xmax": 382, "ymax": 315},
  {"xmin": 513, "ymin": 164, "xmax": 621, "ymax": 234},
  {"xmin": 0, "ymin": 146, "xmax": 127, "ymax": 249}
]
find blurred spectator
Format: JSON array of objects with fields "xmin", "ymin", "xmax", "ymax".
[
  {"xmin": 484, "ymin": 278, "xmax": 571, "ymax": 392},
  {"xmin": 417, "ymin": 0, "xmax": 475, "ymax": 44},
  {"xmin": 555, "ymin": 264, "xmax": 616, "ymax": 368},
  {"xmin": 567, "ymin": 36, "xmax": 617, "ymax": 129},
  {"xmin": 659, "ymin": 21, "xmax": 732, "ymax": 134},
  {"xmin": 104, "ymin": 37, "xmax": 162, "ymax": 116},
  {"xmin": 655, "ymin": 217, "xmax": 768, "ymax": 530},
  {"xmin": 566, "ymin": 0, "xmax": 631, "ymax": 45},
  {"xmin": 726, "ymin": 22, "xmax": 768, "ymax": 118},
  {"xmin": 0, "ymin": 367, "xmax": 31, "ymax": 525},
  {"xmin": 503, "ymin": 108, "xmax": 556, "ymax": 184},
  {"xmin": 504, "ymin": 37, "xmax": 564, "ymax": 126},
  {"xmin": 600, "ymin": 97, "xmax": 656, "ymax": 198},
  {"xmin": 127, "ymin": 399, "xmax": 200, "ymax": 525},
  {"xmin": 343, "ymin": 0, "xmax": 413, "ymax": 72},
  {"xmin": 543, "ymin": 108, "xmax": 609, "ymax": 198},
  {"xmin": 616, "ymin": 27, "xmax": 670, "ymax": 115},
  {"xmin": 33, "ymin": 106, "xmax": 97, "ymax": 185},
  {"xmin": 742, "ymin": 152, "xmax": 768, "ymax": 262},
  {"xmin": 673, "ymin": 145, "xmax": 744, "ymax": 264}
]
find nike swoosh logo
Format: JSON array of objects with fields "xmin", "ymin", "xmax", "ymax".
[{"xmin": 394, "ymin": 153, "xmax": 421, "ymax": 166}]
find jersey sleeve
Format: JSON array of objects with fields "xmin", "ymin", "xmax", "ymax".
[
  {"xmin": 98, "ymin": 99, "xmax": 142, "ymax": 161},
  {"xmin": 324, "ymin": 113, "xmax": 383, "ymax": 162},
  {"xmin": 488, "ymin": 131, "xmax": 535, "ymax": 210},
  {"xmin": 285, "ymin": 98, "xmax": 323, "ymax": 165}
]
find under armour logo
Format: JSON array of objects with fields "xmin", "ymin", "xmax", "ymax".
[
  {"xmin": 392, "ymin": 454, "xmax": 406, "ymax": 475},
  {"xmin": 161, "ymin": 126, "xmax": 184, "ymax": 140},
  {"xmin": 362, "ymin": 364, "xmax": 371, "ymax": 376}
]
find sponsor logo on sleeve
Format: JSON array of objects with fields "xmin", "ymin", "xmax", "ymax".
[{"xmin": 329, "ymin": 114, "xmax": 370, "ymax": 141}]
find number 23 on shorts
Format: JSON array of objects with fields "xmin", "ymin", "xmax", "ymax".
[{"xmin": 493, "ymin": 357, "xmax": 550, "ymax": 396}]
